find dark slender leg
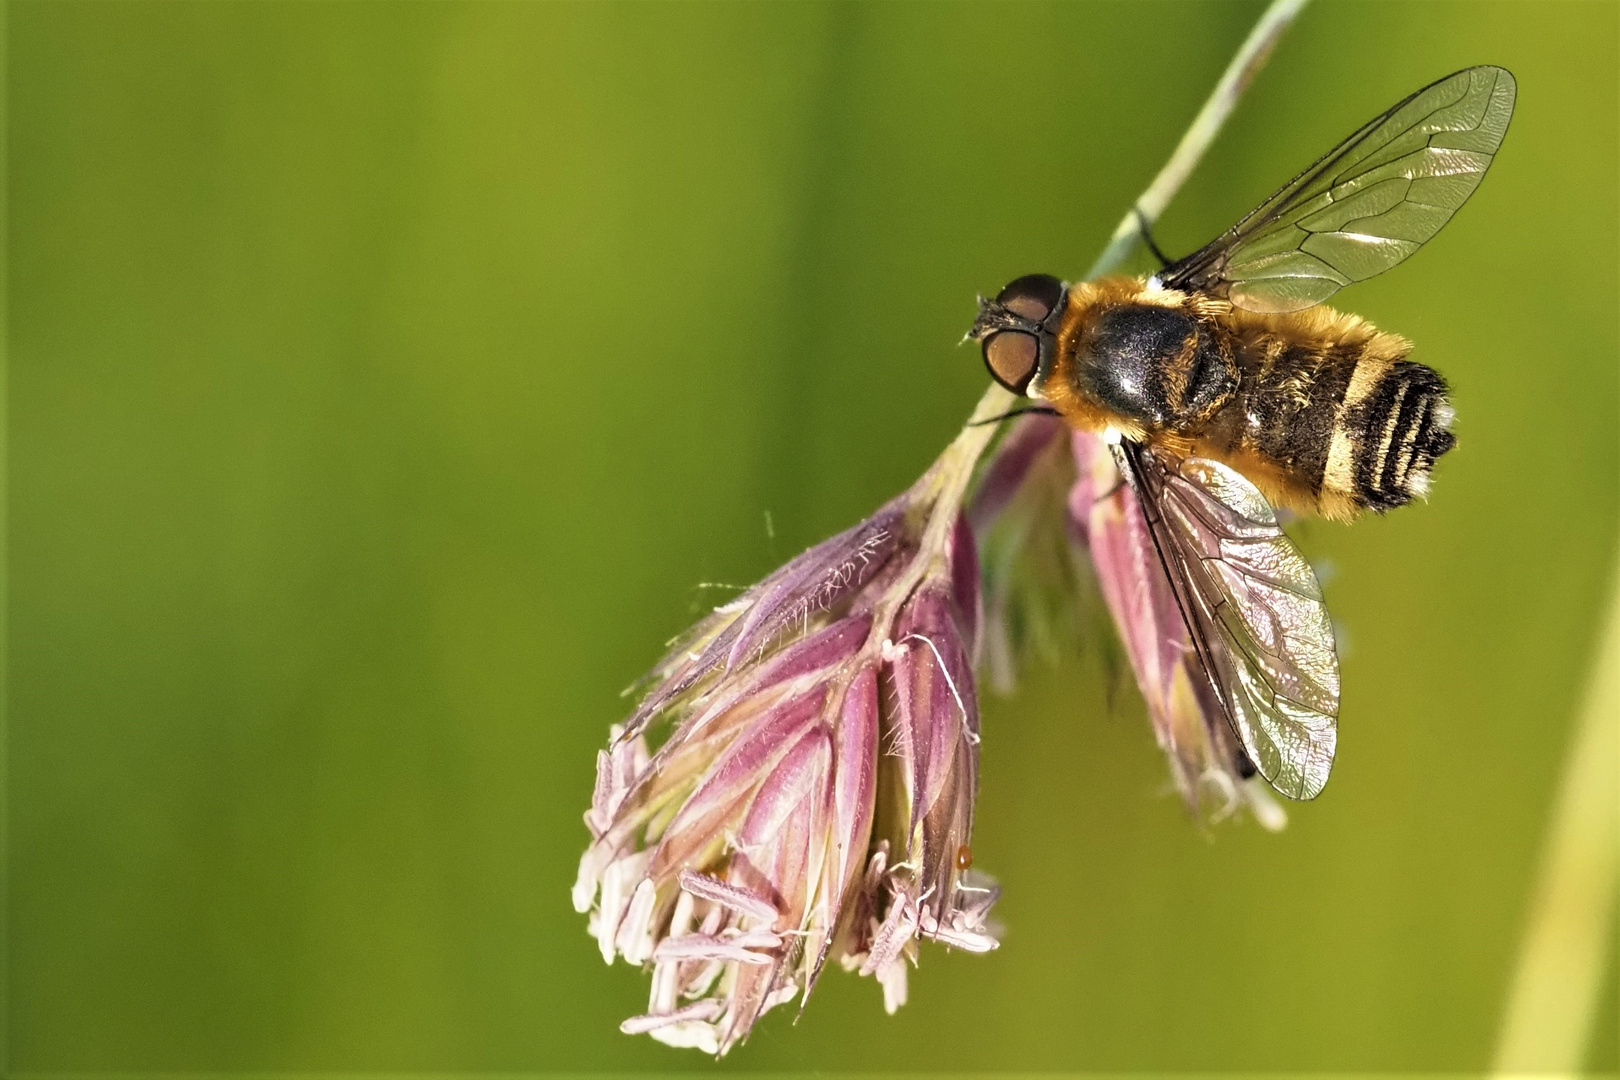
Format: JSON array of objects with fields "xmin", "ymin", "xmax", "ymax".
[
  {"xmin": 968, "ymin": 405, "xmax": 1061, "ymax": 427},
  {"xmin": 1134, "ymin": 207, "xmax": 1172, "ymax": 270}
]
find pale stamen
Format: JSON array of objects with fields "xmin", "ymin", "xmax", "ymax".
[
  {"xmin": 677, "ymin": 869, "xmax": 780, "ymax": 925},
  {"xmin": 920, "ymin": 920, "xmax": 999, "ymax": 953},
  {"xmin": 859, "ymin": 891, "xmax": 919, "ymax": 977},
  {"xmin": 878, "ymin": 956, "xmax": 909, "ymax": 1015},
  {"xmin": 654, "ymin": 931, "xmax": 781, "ymax": 965},
  {"xmin": 615, "ymin": 878, "xmax": 658, "ymax": 964},
  {"xmin": 619, "ymin": 999, "xmax": 724, "ymax": 1035}
]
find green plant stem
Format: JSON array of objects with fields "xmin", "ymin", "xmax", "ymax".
[
  {"xmin": 897, "ymin": 0, "xmax": 1312, "ymax": 619},
  {"xmin": 1085, "ymin": 0, "xmax": 1309, "ymax": 281},
  {"xmin": 1492, "ymin": 555, "xmax": 1619, "ymax": 1073}
]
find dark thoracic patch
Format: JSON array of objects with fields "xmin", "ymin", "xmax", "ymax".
[
  {"xmin": 1346, "ymin": 361, "xmax": 1454, "ymax": 511},
  {"xmin": 1243, "ymin": 343, "xmax": 1358, "ymax": 489},
  {"xmin": 1078, "ymin": 304, "xmax": 1215, "ymax": 426}
]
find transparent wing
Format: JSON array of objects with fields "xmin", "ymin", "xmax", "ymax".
[
  {"xmin": 1115, "ymin": 442, "xmax": 1340, "ymax": 800},
  {"xmin": 1161, "ymin": 66, "xmax": 1516, "ymax": 314}
]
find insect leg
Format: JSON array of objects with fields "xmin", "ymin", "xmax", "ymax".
[
  {"xmin": 966, "ymin": 405, "xmax": 1060, "ymax": 427},
  {"xmin": 1133, "ymin": 207, "xmax": 1173, "ymax": 270}
]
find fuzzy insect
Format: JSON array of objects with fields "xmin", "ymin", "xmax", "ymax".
[{"xmin": 970, "ymin": 66, "xmax": 1515, "ymax": 799}]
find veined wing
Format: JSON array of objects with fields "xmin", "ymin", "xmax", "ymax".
[
  {"xmin": 1161, "ymin": 66, "xmax": 1515, "ymax": 314},
  {"xmin": 1114, "ymin": 441, "xmax": 1340, "ymax": 800}
]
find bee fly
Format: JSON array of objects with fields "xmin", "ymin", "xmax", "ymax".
[{"xmin": 970, "ymin": 67, "xmax": 1515, "ymax": 800}]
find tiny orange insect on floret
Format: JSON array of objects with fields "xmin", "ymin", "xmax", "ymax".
[{"xmin": 955, "ymin": 844, "xmax": 973, "ymax": 870}]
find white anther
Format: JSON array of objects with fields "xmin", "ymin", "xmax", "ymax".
[
  {"xmin": 727, "ymin": 927, "xmax": 786, "ymax": 950},
  {"xmin": 594, "ymin": 853, "xmax": 649, "ymax": 962},
  {"xmin": 649, "ymin": 959, "xmax": 679, "ymax": 1014},
  {"xmin": 860, "ymin": 892, "xmax": 919, "ymax": 977},
  {"xmin": 922, "ymin": 922, "xmax": 1000, "ymax": 953},
  {"xmin": 762, "ymin": 983, "xmax": 799, "ymax": 1012},
  {"xmin": 677, "ymin": 870, "xmax": 780, "ymax": 925},
  {"xmin": 615, "ymin": 878, "xmax": 659, "ymax": 964},
  {"xmin": 648, "ymin": 1019, "xmax": 720, "ymax": 1054},
  {"xmin": 620, "ymin": 998, "xmax": 724, "ymax": 1035},
  {"xmin": 878, "ymin": 956, "xmax": 909, "ymax": 1015},
  {"xmin": 654, "ymin": 933, "xmax": 777, "ymax": 966}
]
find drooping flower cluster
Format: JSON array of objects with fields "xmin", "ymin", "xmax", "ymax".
[
  {"xmin": 571, "ymin": 1, "xmax": 1323, "ymax": 1042},
  {"xmin": 574, "ymin": 475, "xmax": 999, "ymax": 1055}
]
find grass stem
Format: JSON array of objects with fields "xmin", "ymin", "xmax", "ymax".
[{"xmin": 1493, "ymin": 555, "xmax": 1619, "ymax": 1073}]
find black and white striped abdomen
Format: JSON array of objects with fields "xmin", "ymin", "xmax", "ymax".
[{"xmin": 1326, "ymin": 361, "xmax": 1456, "ymax": 512}]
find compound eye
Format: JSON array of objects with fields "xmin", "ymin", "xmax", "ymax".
[
  {"xmin": 996, "ymin": 273, "xmax": 1064, "ymax": 322},
  {"xmin": 983, "ymin": 330, "xmax": 1039, "ymax": 393}
]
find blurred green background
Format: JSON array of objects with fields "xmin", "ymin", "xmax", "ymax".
[{"xmin": 7, "ymin": 0, "xmax": 1617, "ymax": 1073}]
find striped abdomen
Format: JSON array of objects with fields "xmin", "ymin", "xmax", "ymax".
[
  {"xmin": 1326, "ymin": 359, "xmax": 1456, "ymax": 511},
  {"xmin": 1189, "ymin": 305, "xmax": 1456, "ymax": 520}
]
